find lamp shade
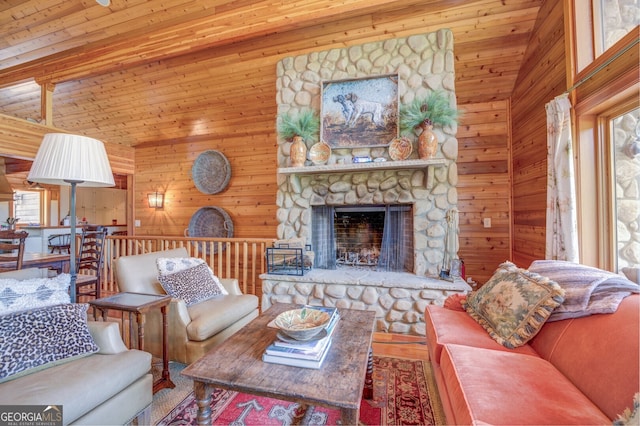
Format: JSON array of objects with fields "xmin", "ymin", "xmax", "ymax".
[{"xmin": 28, "ymin": 133, "xmax": 115, "ymax": 187}]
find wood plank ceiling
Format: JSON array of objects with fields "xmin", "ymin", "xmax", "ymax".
[{"xmin": 0, "ymin": 0, "xmax": 543, "ymax": 151}]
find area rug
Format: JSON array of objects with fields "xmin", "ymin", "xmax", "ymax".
[{"xmin": 155, "ymin": 356, "xmax": 445, "ymax": 425}]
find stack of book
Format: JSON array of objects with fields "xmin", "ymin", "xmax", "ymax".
[{"xmin": 263, "ymin": 306, "xmax": 340, "ymax": 369}]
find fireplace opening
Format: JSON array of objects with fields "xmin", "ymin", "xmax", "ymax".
[
  {"xmin": 335, "ymin": 207, "xmax": 385, "ymax": 267},
  {"xmin": 311, "ymin": 204, "xmax": 413, "ymax": 272}
]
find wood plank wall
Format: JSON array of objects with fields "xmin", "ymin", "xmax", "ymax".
[
  {"xmin": 128, "ymin": 9, "xmax": 524, "ymax": 282},
  {"xmin": 457, "ymin": 100, "xmax": 511, "ymax": 284},
  {"xmin": 510, "ymin": 0, "xmax": 566, "ymax": 268},
  {"xmin": 134, "ymin": 135, "xmax": 278, "ymax": 239}
]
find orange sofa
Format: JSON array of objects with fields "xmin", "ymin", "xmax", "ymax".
[{"xmin": 425, "ymin": 286, "xmax": 639, "ymax": 424}]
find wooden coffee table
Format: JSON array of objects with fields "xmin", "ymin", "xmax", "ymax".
[{"xmin": 181, "ymin": 302, "xmax": 376, "ymax": 425}]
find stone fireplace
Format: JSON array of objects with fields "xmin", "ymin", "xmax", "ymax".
[{"xmin": 261, "ymin": 29, "xmax": 470, "ymax": 335}]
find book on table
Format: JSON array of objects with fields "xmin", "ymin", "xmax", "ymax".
[
  {"xmin": 263, "ymin": 305, "xmax": 340, "ymax": 369},
  {"xmin": 262, "ymin": 339, "xmax": 333, "ymax": 369}
]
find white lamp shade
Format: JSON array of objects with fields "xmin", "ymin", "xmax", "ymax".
[{"xmin": 28, "ymin": 133, "xmax": 115, "ymax": 187}]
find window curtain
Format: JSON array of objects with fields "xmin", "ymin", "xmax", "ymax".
[
  {"xmin": 311, "ymin": 206, "xmax": 336, "ymax": 269},
  {"xmin": 378, "ymin": 205, "xmax": 406, "ymax": 272},
  {"xmin": 545, "ymin": 95, "xmax": 579, "ymax": 262}
]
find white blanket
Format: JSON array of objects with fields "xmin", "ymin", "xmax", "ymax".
[{"xmin": 528, "ymin": 260, "xmax": 640, "ymax": 321}]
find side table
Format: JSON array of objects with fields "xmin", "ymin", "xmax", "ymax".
[{"xmin": 89, "ymin": 292, "xmax": 175, "ymax": 393}]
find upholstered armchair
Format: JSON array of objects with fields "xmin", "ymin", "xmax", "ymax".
[{"xmin": 114, "ymin": 247, "xmax": 259, "ymax": 364}]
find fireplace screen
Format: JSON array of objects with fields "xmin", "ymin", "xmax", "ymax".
[{"xmin": 312, "ymin": 204, "xmax": 413, "ymax": 272}]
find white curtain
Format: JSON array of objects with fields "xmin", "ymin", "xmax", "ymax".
[{"xmin": 545, "ymin": 95, "xmax": 579, "ymax": 262}]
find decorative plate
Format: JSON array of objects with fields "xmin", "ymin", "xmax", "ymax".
[
  {"xmin": 192, "ymin": 150, "xmax": 231, "ymax": 194},
  {"xmin": 388, "ymin": 137, "xmax": 413, "ymax": 161},
  {"xmin": 308, "ymin": 142, "xmax": 331, "ymax": 165}
]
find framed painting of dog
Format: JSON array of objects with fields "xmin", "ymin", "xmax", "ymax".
[{"xmin": 321, "ymin": 74, "xmax": 399, "ymax": 148}]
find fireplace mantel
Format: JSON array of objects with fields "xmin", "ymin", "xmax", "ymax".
[{"xmin": 278, "ymin": 158, "xmax": 448, "ymax": 189}]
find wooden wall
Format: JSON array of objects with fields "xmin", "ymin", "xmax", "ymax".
[
  {"xmin": 510, "ymin": 0, "xmax": 566, "ymax": 268},
  {"xmin": 457, "ymin": 100, "xmax": 512, "ymax": 284},
  {"xmin": 126, "ymin": 14, "xmax": 521, "ymax": 282},
  {"xmin": 134, "ymin": 135, "xmax": 278, "ymax": 238}
]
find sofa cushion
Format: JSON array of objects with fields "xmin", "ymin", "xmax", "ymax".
[
  {"xmin": 440, "ymin": 344, "xmax": 610, "ymax": 425},
  {"xmin": 0, "ymin": 303, "xmax": 99, "ymax": 383},
  {"xmin": 158, "ymin": 263, "xmax": 228, "ymax": 307},
  {"xmin": 0, "ymin": 349, "xmax": 151, "ymax": 424},
  {"xmin": 0, "ymin": 273, "xmax": 70, "ymax": 315},
  {"xmin": 424, "ymin": 305, "xmax": 538, "ymax": 365},
  {"xmin": 463, "ymin": 261, "xmax": 565, "ymax": 348},
  {"xmin": 530, "ymin": 294, "xmax": 640, "ymax": 420},
  {"xmin": 186, "ymin": 294, "xmax": 259, "ymax": 341}
]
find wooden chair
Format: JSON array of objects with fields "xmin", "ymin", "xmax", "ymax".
[
  {"xmin": 48, "ymin": 233, "xmax": 71, "ymax": 254},
  {"xmin": 76, "ymin": 226, "xmax": 108, "ymax": 301},
  {"xmin": 0, "ymin": 230, "xmax": 29, "ymax": 271}
]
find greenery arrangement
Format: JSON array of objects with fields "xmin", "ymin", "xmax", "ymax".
[
  {"xmin": 277, "ymin": 109, "xmax": 320, "ymax": 142},
  {"xmin": 399, "ymin": 91, "xmax": 460, "ymax": 135}
]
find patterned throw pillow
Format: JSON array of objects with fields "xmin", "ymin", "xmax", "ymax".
[
  {"xmin": 0, "ymin": 303, "xmax": 99, "ymax": 383},
  {"xmin": 463, "ymin": 261, "xmax": 565, "ymax": 348},
  {"xmin": 0, "ymin": 274, "xmax": 71, "ymax": 315},
  {"xmin": 157, "ymin": 263, "xmax": 226, "ymax": 306},
  {"xmin": 156, "ymin": 257, "xmax": 228, "ymax": 296}
]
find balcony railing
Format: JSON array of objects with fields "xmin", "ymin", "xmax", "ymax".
[{"xmin": 100, "ymin": 235, "xmax": 276, "ymax": 304}]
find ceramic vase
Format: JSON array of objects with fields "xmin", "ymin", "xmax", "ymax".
[
  {"xmin": 417, "ymin": 122, "xmax": 438, "ymax": 159},
  {"xmin": 290, "ymin": 135, "xmax": 307, "ymax": 167}
]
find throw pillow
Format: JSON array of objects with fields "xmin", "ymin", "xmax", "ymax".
[
  {"xmin": 156, "ymin": 257, "xmax": 228, "ymax": 295},
  {"xmin": 157, "ymin": 263, "xmax": 225, "ymax": 306},
  {"xmin": 462, "ymin": 261, "xmax": 565, "ymax": 349},
  {"xmin": 156, "ymin": 256, "xmax": 205, "ymax": 275},
  {"xmin": 0, "ymin": 273, "xmax": 71, "ymax": 315},
  {"xmin": 0, "ymin": 303, "xmax": 99, "ymax": 383}
]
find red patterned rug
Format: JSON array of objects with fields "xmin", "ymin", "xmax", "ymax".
[{"xmin": 157, "ymin": 356, "xmax": 445, "ymax": 425}]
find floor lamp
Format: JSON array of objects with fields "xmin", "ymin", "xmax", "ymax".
[{"xmin": 28, "ymin": 133, "xmax": 115, "ymax": 303}]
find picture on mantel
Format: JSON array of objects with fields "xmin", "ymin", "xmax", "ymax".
[{"xmin": 321, "ymin": 74, "xmax": 399, "ymax": 148}]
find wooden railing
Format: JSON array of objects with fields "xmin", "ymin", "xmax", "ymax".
[{"xmin": 101, "ymin": 236, "xmax": 276, "ymax": 301}]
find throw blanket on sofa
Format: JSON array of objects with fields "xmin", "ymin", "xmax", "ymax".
[{"xmin": 529, "ymin": 260, "xmax": 640, "ymax": 321}]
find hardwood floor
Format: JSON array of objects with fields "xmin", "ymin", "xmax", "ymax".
[{"xmin": 371, "ymin": 332, "xmax": 429, "ymax": 360}]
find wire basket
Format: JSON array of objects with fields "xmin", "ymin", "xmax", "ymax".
[
  {"xmin": 187, "ymin": 206, "xmax": 234, "ymax": 253},
  {"xmin": 191, "ymin": 150, "xmax": 231, "ymax": 194}
]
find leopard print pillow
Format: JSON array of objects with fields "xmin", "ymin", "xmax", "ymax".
[
  {"xmin": 157, "ymin": 263, "xmax": 225, "ymax": 306},
  {"xmin": 0, "ymin": 303, "xmax": 99, "ymax": 383}
]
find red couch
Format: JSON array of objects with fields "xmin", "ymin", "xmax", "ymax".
[{"xmin": 425, "ymin": 291, "xmax": 639, "ymax": 424}]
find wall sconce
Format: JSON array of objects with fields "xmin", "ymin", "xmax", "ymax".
[{"xmin": 148, "ymin": 192, "xmax": 164, "ymax": 209}]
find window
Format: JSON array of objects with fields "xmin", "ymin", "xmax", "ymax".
[
  {"xmin": 14, "ymin": 190, "xmax": 41, "ymax": 225},
  {"xmin": 572, "ymin": 1, "xmax": 639, "ymax": 270},
  {"xmin": 573, "ymin": 0, "xmax": 639, "ymax": 72},
  {"xmin": 612, "ymin": 106, "xmax": 640, "ymax": 271}
]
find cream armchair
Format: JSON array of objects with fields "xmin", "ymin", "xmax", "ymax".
[{"xmin": 114, "ymin": 247, "xmax": 259, "ymax": 364}]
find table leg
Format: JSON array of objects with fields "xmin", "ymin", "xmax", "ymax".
[
  {"xmin": 363, "ymin": 347, "xmax": 374, "ymax": 399},
  {"xmin": 152, "ymin": 305, "xmax": 175, "ymax": 393},
  {"xmin": 340, "ymin": 407, "xmax": 359, "ymax": 426},
  {"xmin": 194, "ymin": 381, "xmax": 214, "ymax": 425},
  {"xmin": 136, "ymin": 312, "xmax": 145, "ymax": 351}
]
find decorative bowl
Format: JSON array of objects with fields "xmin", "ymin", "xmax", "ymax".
[{"xmin": 274, "ymin": 308, "xmax": 331, "ymax": 341}]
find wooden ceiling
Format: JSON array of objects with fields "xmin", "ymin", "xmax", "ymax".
[{"xmin": 0, "ymin": 0, "xmax": 543, "ymax": 149}]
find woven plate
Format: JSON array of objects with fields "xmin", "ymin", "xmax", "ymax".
[
  {"xmin": 187, "ymin": 207, "xmax": 234, "ymax": 253},
  {"xmin": 192, "ymin": 150, "xmax": 231, "ymax": 194}
]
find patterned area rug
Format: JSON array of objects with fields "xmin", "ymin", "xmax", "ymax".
[{"xmin": 155, "ymin": 356, "xmax": 445, "ymax": 425}]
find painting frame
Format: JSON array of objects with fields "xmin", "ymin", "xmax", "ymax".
[{"xmin": 321, "ymin": 74, "xmax": 399, "ymax": 149}]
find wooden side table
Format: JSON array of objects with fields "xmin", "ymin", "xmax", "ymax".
[{"xmin": 89, "ymin": 292, "xmax": 175, "ymax": 393}]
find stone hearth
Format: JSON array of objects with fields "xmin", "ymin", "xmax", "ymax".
[{"xmin": 261, "ymin": 269, "xmax": 470, "ymax": 335}]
